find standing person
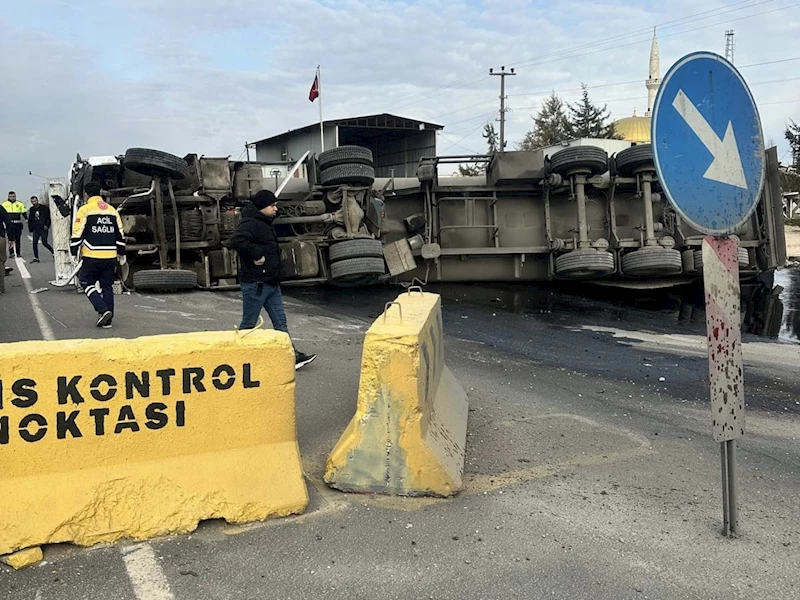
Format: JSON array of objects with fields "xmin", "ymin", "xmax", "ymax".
[
  {"xmin": 28, "ymin": 196, "xmax": 53, "ymax": 263},
  {"xmin": 2, "ymin": 191, "xmax": 26, "ymax": 258},
  {"xmin": 70, "ymin": 181, "xmax": 126, "ymax": 328},
  {"xmin": 0, "ymin": 201, "xmax": 9, "ymax": 293},
  {"xmin": 226, "ymin": 189, "xmax": 316, "ymax": 370}
]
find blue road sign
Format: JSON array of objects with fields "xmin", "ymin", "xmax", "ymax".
[{"xmin": 651, "ymin": 52, "xmax": 765, "ymax": 236}]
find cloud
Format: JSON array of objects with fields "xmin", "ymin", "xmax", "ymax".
[{"xmin": 2, "ymin": 0, "xmax": 798, "ymax": 199}]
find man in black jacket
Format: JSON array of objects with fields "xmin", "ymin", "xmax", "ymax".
[
  {"xmin": 227, "ymin": 190, "xmax": 316, "ymax": 370},
  {"xmin": 28, "ymin": 196, "xmax": 53, "ymax": 262},
  {"xmin": 0, "ymin": 202, "xmax": 9, "ymax": 292}
]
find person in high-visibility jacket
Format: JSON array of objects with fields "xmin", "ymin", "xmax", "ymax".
[
  {"xmin": 0, "ymin": 202, "xmax": 10, "ymax": 293},
  {"xmin": 70, "ymin": 181, "xmax": 126, "ymax": 328},
  {"xmin": 2, "ymin": 191, "xmax": 27, "ymax": 258}
]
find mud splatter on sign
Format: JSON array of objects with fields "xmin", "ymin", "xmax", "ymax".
[{"xmin": 702, "ymin": 236, "xmax": 745, "ymax": 441}]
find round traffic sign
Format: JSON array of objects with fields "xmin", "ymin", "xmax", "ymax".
[{"xmin": 651, "ymin": 52, "xmax": 765, "ymax": 236}]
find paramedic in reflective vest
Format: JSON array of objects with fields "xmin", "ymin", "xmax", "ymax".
[
  {"xmin": 0, "ymin": 202, "xmax": 9, "ymax": 293},
  {"xmin": 70, "ymin": 181, "xmax": 126, "ymax": 328},
  {"xmin": 2, "ymin": 191, "xmax": 27, "ymax": 258}
]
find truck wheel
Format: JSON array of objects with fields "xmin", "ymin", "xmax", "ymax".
[
  {"xmin": 550, "ymin": 146, "xmax": 608, "ymax": 177},
  {"xmin": 318, "ymin": 146, "xmax": 373, "ymax": 170},
  {"xmin": 123, "ymin": 148, "xmax": 191, "ymax": 180},
  {"xmin": 133, "ymin": 269, "xmax": 197, "ymax": 292},
  {"xmin": 555, "ymin": 249, "xmax": 615, "ymax": 278},
  {"xmin": 328, "ymin": 239, "xmax": 384, "ymax": 262},
  {"xmin": 693, "ymin": 247, "xmax": 750, "ymax": 272},
  {"xmin": 622, "ymin": 248, "xmax": 682, "ymax": 276},
  {"xmin": 330, "ymin": 257, "xmax": 385, "ymax": 281},
  {"xmin": 320, "ymin": 163, "xmax": 375, "ymax": 186},
  {"xmin": 614, "ymin": 144, "xmax": 654, "ymax": 176}
]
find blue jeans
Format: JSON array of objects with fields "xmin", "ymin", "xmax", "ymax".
[{"xmin": 240, "ymin": 281, "xmax": 290, "ymax": 337}]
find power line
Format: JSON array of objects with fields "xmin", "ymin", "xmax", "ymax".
[
  {"xmin": 383, "ymin": 0, "xmax": 773, "ymax": 112},
  {"xmin": 439, "ymin": 111, "xmax": 498, "ymax": 154},
  {"xmin": 750, "ymin": 76, "xmax": 800, "ymax": 86},
  {"xmin": 422, "ymin": 54, "xmax": 800, "ymax": 127},
  {"xmin": 739, "ymin": 56, "xmax": 800, "ymax": 68},
  {"xmin": 437, "ymin": 132, "xmax": 482, "ymax": 155},
  {"xmin": 508, "ymin": 79, "xmax": 642, "ymax": 99},
  {"xmin": 510, "ymin": 1, "xmax": 793, "ymax": 73},
  {"xmin": 506, "ymin": 0, "xmax": 776, "ymax": 70}
]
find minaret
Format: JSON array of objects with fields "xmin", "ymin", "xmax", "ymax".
[{"xmin": 645, "ymin": 28, "xmax": 660, "ymax": 117}]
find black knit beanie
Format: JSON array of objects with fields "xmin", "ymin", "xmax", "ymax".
[{"xmin": 252, "ymin": 189, "xmax": 278, "ymax": 209}]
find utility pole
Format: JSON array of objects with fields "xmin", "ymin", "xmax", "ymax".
[
  {"xmin": 490, "ymin": 66, "xmax": 516, "ymax": 152},
  {"xmin": 725, "ymin": 30, "xmax": 735, "ymax": 64}
]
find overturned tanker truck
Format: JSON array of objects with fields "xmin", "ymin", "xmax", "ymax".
[{"xmin": 54, "ymin": 139, "xmax": 786, "ymax": 291}]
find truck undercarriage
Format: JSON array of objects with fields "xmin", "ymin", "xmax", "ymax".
[{"xmin": 51, "ymin": 139, "xmax": 786, "ymax": 292}]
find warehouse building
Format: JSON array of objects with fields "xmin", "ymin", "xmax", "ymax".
[{"xmin": 249, "ymin": 113, "xmax": 443, "ymax": 178}]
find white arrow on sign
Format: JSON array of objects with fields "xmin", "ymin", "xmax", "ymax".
[{"xmin": 672, "ymin": 89, "xmax": 747, "ymax": 189}]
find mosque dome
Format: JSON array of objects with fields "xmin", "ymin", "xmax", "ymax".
[{"xmin": 613, "ymin": 111, "xmax": 651, "ymax": 144}]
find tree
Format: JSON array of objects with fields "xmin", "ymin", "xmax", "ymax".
[
  {"xmin": 483, "ymin": 122, "xmax": 499, "ymax": 154},
  {"xmin": 458, "ymin": 122, "xmax": 499, "ymax": 176},
  {"xmin": 566, "ymin": 84, "xmax": 621, "ymax": 139},
  {"xmin": 786, "ymin": 120, "xmax": 800, "ymax": 169},
  {"xmin": 516, "ymin": 92, "xmax": 570, "ymax": 151}
]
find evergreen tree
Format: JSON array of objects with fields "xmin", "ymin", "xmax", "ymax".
[
  {"xmin": 566, "ymin": 84, "xmax": 620, "ymax": 139},
  {"xmin": 516, "ymin": 92, "xmax": 569, "ymax": 151},
  {"xmin": 786, "ymin": 120, "xmax": 800, "ymax": 169},
  {"xmin": 483, "ymin": 122, "xmax": 499, "ymax": 153},
  {"xmin": 458, "ymin": 122, "xmax": 500, "ymax": 176}
]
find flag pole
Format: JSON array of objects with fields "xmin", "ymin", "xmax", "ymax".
[{"xmin": 317, "ymin": 65, "xmax": 325, "ymax": 152}]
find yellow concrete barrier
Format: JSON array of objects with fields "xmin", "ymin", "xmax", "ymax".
[
  {"xmin": 1, "ymin": 547, "xmax": 43, "ymax": 570},
  {"xmin": 0, "ymin": 330, "xmax": 307, "ymax": 557},
  {"xmin": 325, "ymin": 291, "xmax": 468, "ymax": 497}
]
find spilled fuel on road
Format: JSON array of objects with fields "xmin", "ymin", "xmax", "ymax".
[
  {"xmin": 294, "ymin": 267, "xmax": 800, "ymax": 346},
  {"xmin": 422, "ymin": 268, "xmax": 799, "ymax": 345}
]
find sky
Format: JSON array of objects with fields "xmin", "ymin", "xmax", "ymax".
[{"xmin": 1, "ymin": 0, "xmax": 798, "ymax": 201}]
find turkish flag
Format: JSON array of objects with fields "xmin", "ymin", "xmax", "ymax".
[{"xmin": 309, "ymin": 74, "xmax": 319, "ymax": 102}]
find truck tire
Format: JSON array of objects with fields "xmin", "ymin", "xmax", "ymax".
[
  {"xmin": 693, "ymin": 247, "xmax": 750, "ymax": 272},
  {"xmin": 328, "ymin": 239, "xmax": 384, "ymax": 262},
  {"xmin": 123, "ymin": 148, "xmax": 191, "ymax": 180},
  {"xmin": 133, "ymin": 268, "xmax": 197, "ymax": 292},
  {"xmin": 614, "ymin": 144, "xmax": 654, "ymax": 176},
  {"xmin": 320, "ymin": 163, "xmax": 375, "ymax": 186},
  {"xmin": 330, "ymin": 257, "xmax": 385, "ymax": 281},
  {"xmin": 318, "ymin": 146, "xmax": 373, "ymax": 170},
  {"xmin": 550, "ymin": 146, "xmax": 608, "ymax": 177},
  {"xmin": 622, "ymin": 247, "xmax": 682, "ymax": 276},
  {"xmin": 555, "ymin": 249, "xmax": 615, "ymax": 278}
]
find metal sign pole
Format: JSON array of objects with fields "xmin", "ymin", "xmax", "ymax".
[
  {"xmin": 727, "ymin": 439, "xmax": 739, "ymax": 534},
  {"xmin": 720, "ymin": 442, "xmax": 730, "ymax": 536}
]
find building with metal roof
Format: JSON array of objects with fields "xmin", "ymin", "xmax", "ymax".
[{"xmin": 249, "ymin": 113, "xmax": 444, "ymax": 177}]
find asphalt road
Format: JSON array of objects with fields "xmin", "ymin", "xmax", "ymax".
[{"xmin": 1, "ymin": 249, "xmax": 799, "ymax": 600}]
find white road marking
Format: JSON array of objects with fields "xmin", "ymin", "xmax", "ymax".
[
  {"xmin": 16, "ymin": 257, "xmax": 55, "ymax": 341},
  {"xmin": 27, "ymin": 235, "xmax": 33, "ymax": 241},
  {"xmin": 15, "ymin": 256, "xmax": 31, "ymax": 279},
  {"xmin": 121, "ymin": 543, "xmax": 174, "ymax": 600}
]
